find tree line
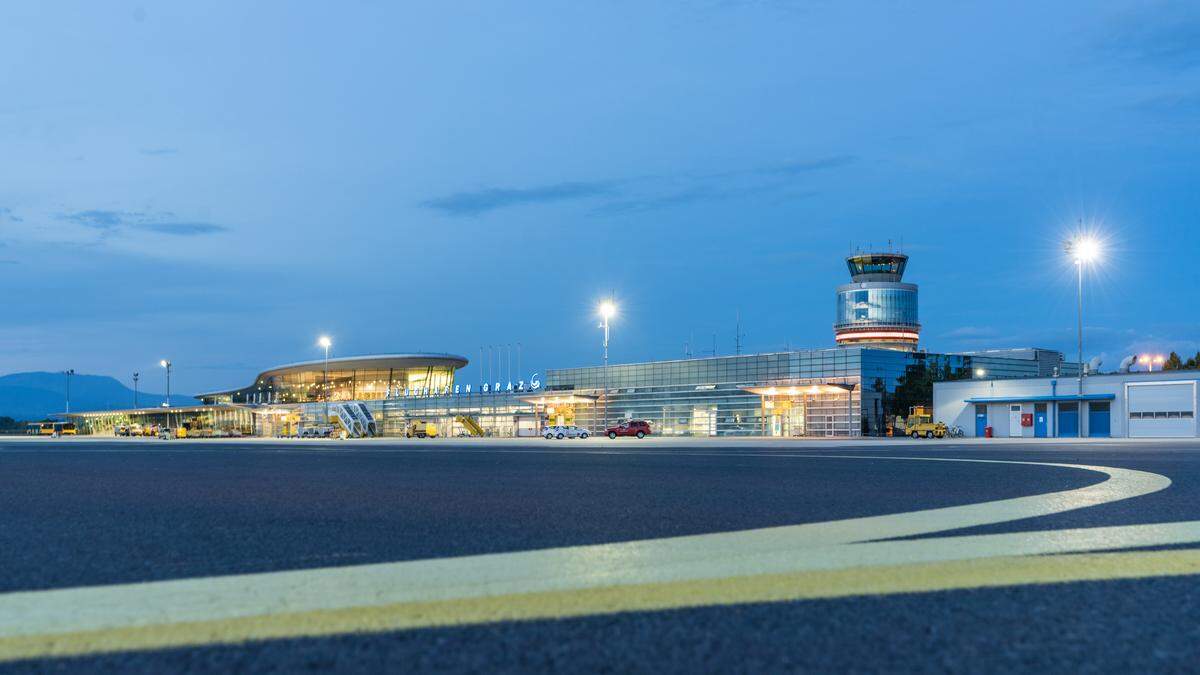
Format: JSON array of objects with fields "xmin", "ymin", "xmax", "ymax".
[{"xmin": 1163, "ymin": 352, "xmax": 1200, "ymax": 371}]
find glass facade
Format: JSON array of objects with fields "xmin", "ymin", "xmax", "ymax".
[
  {"xmin": 548, "ymin": 349, "xmax": 864, "ymax": 437},
  {"xmin": 545, "ymin": 347, "xmax": 1067, "ymax": 438},
  {"xmin": 846, "ymin": 254, "xmax": 907, "ymax": 279},
  {"xmin": 199, "ymin": 355, "xmax": 465, "ymax": 405},
  {"xmin": 835, "ymin": 285, "xmax": 919, "ymax": 330},
  {"xmin": 69, "ymin": 349, "xmax": 1074, "ymax": 439}
]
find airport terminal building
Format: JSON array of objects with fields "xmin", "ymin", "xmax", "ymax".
[{"xmin": 66, "ymin": 252, "xmax": 1084, "ymax": 439}]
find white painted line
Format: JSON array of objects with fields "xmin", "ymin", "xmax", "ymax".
[{"xmin": 0, "ymin": 456, "xmax": 1173, "ymax": 639}]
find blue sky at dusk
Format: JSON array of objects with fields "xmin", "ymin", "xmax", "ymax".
[{"xmin": 1, "ymin": 1, "xmax": 1198, "ymax": 393}]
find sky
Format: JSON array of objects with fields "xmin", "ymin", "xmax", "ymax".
[{"xmin": 1, "ymin": 1, "xmax": 1198, "ymax": 394}]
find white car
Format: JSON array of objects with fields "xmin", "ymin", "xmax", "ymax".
[{"xmin": 543, "ymin": 425, "xmax": 589, "ymax": 439}]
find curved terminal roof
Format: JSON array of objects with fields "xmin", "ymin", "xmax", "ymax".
[{"xmin": 197, "ymin": 353, "xmax": 469, "ymax": 397}]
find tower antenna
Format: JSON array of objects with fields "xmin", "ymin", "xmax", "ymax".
[{"xmin": 735, "ymin": 310, "xmax": 743, "ymax": 355}]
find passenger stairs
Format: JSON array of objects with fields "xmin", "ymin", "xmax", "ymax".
[
  {"xmin": 456, "ymin": 415, "xmax": 485, "ymax": 437},
  {"xmin": 331, "ymin": 404, "xmax": 364, "ymax": 438},
  {"xmin": 352, "ymin": 402, "xmax": 378, "ymax": 437}
]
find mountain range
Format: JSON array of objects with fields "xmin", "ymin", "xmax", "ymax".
[{"xmin": 0, "ymin": 372, "xmax": 197, "ymax": 420}]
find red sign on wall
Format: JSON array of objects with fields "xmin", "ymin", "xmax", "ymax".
[{"xmin": 1021, "ymin": 413, "xmax": 1034, "ymax": 427}]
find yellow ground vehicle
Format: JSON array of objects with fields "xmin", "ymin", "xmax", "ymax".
[
  {"xmin": 405, "ymin": 421, "xmax": 439, "ymax": 439},
  {"xmin": 455, "ymin": 415, "xmax": 484, "ymax": 437},
  {"xmin": 27, "ymin": 423, "xmax": 52, "ymax": 436},
  {"xmin": 905, "ymin": 406, "xmax": 947, "ymax": 439},
  {"xmin": 27, "ymin": 422, "xmax": 76, "ymax": 436}
]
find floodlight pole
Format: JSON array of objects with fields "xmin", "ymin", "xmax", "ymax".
[
  {"xmin": 324, "ymin": 343, "xmax": 330, "ymax": 420},
  {"xmin": 64, "ymin": 369, "xmax": 74, "ymax": 414},
  {"xmin": 602, "ymin": 310, "xmax": 610, "ymax": 433},
  {"xmin": 1076, "ymin": 258, "xmax": 1084, "ymax": 398}
]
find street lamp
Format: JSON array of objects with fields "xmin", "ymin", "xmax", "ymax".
[
  {"xmin": 599, "ymin": 300, "xmax": 616, "ymax": 433},
  {"xmin": 974, "ymin": 368, "xmax": 986, "ymax": 378},
  {"xmin": 63, "ymin": 369, "xmax": 74, "ymax": 414},
  {"xmin": 159, "ymin": 360, "xmax": 172, "ymax": 407},
  {"xmin": 1065, "ymin": 234, "xmax": 1101, "ymax": 398},
  {"xmin": 318, "ymin": 336, "xmax": 332, "ymax": 421},
  {"xmin": 133, "ymin": 372, "xmax": 140, "ymax": 408}
]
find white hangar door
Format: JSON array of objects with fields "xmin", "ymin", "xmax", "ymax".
[{"xmin": 1127, "ymin": 382, "xmax": 1196, "ymax": 438}]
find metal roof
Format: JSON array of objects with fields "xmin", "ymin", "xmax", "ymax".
[
  {"xmin": 196, "ymin": 353, "xmax": 469, "ymax": 397},
  {"xmin": 963, "ymin": 394, "xmax": 1116, "ymax": 404},
  {"xmin": 61, "ymin": 403, "xmax": 252, "ymax": 418}
]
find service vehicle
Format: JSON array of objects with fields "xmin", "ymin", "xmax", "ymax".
[
  {"xmin": 905, "ymin": 406, "xmax": 947, "ymax": 439},
  {"xmin": 606, "ymin": 420, "xmax": 651, "ymax": 439},
  {"xmin": 27, "ymin": 422, "xmax": 74, "ymax": 436},
  {"xmin": 405, "ymin": 421, "xmax": 439, "ymax": 438}
]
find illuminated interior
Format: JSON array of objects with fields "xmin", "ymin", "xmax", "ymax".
[{"xmin": 198, "ymin": 354, "xmax": 468, "ymax": 404}]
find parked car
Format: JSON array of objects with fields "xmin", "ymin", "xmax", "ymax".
[
  {"xmin": 543, "ymin": 425, "xmax": 589, "ymax": 439},
  {"xmin": 606, "ymin": 420, "xmax": 651, "ymax": 439}
]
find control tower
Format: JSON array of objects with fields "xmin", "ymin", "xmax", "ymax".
[{"xmin": 834, "ymin": 252, "xmax": 920, "ymax": 351}]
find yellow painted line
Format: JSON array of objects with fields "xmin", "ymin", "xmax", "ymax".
[
  {"xmin": 0, "ymin": 459, "xmax": 1176, "ymax": 645},
  {"xmin": 2, "ymin": 549, "xmax": 1198, "ymax": 663}
]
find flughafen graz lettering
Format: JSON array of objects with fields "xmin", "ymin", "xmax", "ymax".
[{"xmin": 396, "ymin": 373, "xmax": 541, "ymax": 398}]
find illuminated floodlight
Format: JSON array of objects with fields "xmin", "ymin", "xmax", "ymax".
[
  {"xmin": 598, "ymin": 301, "xmax": 616, "ymax": 320},
  {"xmin": 159, "ymin": 359, "xmax": 169, "ymax": 368},
  {"xmin": 318, "ymin": 335, "xmax": 332, "ymax": 349},
  {"xmin": 1066, "ymin": 235, "xmax": 1101, "ymax": 264},
  {"xmin": 975, "ymin": 368, "xmax": 986, "ymax": 377}
]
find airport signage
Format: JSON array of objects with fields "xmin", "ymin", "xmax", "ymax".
[{"xmin": 395, "ymin": 373, "xmax": 540, "ymax": 398}]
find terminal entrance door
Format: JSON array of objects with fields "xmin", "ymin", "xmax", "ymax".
[
  {"xmin": 544, "ymin": 404, "xmax": 575, "ymax": 428},
  {"xmin": 766, "ymin": 399, "xmax": 805, "ymax": 437},
  {"xmin": 691, "ymin": 407, "xmax": 717, "ymax": 436}
]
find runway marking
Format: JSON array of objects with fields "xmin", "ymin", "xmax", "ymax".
[
  {"xmin": 4, "ymin": 546, "xmax": 1200, "ymax": 663},
  {"xmin": 0, "ymin": 455, "xmax": 1188, "ymax": 661}
]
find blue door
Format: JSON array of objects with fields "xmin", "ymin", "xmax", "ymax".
[
  {"xmin": 1088, "ymin": 401, "xmax": 1111, "ymax": 437},
  {"xmin": 1034, "ymin": 403, "xmax": 1048, "ymax": 438},
  {"xmin": 975, "ymin": 404, "xmax": 987, "ymax": 436},
  {"xmin": 1058, "ymin": 402, "xmax": 1079, "ymax": 438}
]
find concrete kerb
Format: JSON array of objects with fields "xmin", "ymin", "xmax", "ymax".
[{"xmin": 2, "ymin": 435, "xmax": 1198, "ymax": 449}]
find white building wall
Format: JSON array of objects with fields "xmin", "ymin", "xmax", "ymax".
[{"xmin": 934, "ymin": 372, "xmax": 1200, "ymax": 438}]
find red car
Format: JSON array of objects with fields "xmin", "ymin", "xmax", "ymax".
[{"xmin": 606, "ymin": 420, "xmax": 651, "ymax": 439}]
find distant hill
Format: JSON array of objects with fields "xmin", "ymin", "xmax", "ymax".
[{"xmin": 0, "ymin": 372, "xmax": 197, "ymax": 420}]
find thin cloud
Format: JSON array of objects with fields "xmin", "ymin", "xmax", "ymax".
[
  {"xmin": 592, "ymin": 186, "xmax": 722, "ymax": 216},
  {"xmin": 1129, "ymin": 91, "xmax": 1200, "ymax": 117},
  {"xmin": 941, "ymin": 326, "xmax": 1001, "ymax": 339},
  {"xmin": 63, "ymin": 210, "xmax": 130, "ymax": 230},
  {"xmin": 1096, "ymin": 2, "xmax": 1200, "ymax": 71},
  {"xmin": 134, "ymin": 222, "xmax": 226, "ymax": 236},
  {"xmin": 421, "ymin": 181, "xmax": 614, "ymax": 216},
  {"xmin": 759, "ymin": 155, "xmax": 858, "ymax": 176},
  {"xmin": 424, "ymin": 154, "xmax": 851, "ymax": 218},
  {"xmin": 59, "ymin": 210, "xmax": 226, "ymax": 237},
  {"xmin": 139, "ymin": 147, "xmax": 178, "ymax": 156},
  {"xmin": 0, "ymin": 207, "xmax": 23, "ymax": 223}
]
